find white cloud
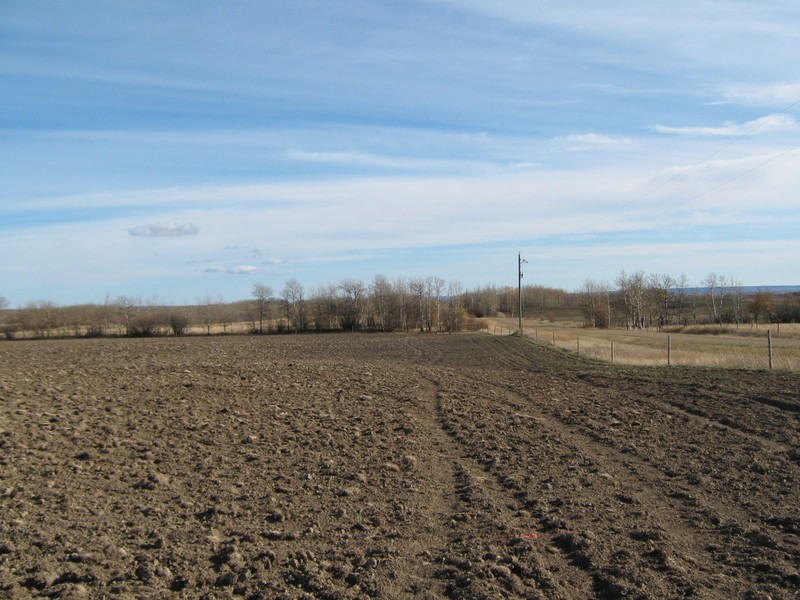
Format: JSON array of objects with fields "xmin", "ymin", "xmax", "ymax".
[
  {"xmin": 287, "ymin": 150, "xmax": 403, "ymax": 167},
  {"xmin": 652, "ymin": 114, "xmax": 799, "ymax": 136},
  {"xmin": 285, "ymin": 149, "xmax": 479, "ymax": 171},
  {"xmin": 721, "ymin": 81, "xmax": 800, "ymax": 106},
  {"xmin": 553, "ymin": 133, "xmax": 636, "ymax": 151},
  {"xmin": 128, "ymin": 222, "xmax": 198, "ymax": 237},
  {"xmin": 203, "ymin": 265, "xmax": 259, "ymax": 274}
]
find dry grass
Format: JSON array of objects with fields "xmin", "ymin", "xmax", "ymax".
[{"xmin": 489, "ymin": 317, "xmax": 800, "ymax": 372}]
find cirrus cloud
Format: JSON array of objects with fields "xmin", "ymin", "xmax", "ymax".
[
  {"xmin": 652, "ymin": 114, "xmax": 799, "ymax": 136},
  {"xmin": 553, "ymin": 133, "xmax": 636, "ymax": 151},
  {"xmin": 203, "ymin": 265, "xmax": 259, "ymax": 274},
  {"xmin": 128, "ymin": 222, "xmax": 199, "ymax": 237}
]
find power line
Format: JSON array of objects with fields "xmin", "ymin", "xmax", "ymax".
[
  {"xmin": 616, "ymin": 143, "xmax": 800, "ymax": 234},
  {"xmin": 584, "ymin": 97, "xmax": 800, "ymax": 232}
]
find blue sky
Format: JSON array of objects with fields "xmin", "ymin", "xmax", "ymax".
[{"xmin": 2, "ymin": 0, "xmax": 799, "ymax": 306}]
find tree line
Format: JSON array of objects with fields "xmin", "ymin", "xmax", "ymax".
[
  {"xmin": 579, "ymin": 271, "xmax": 800, "ymax": 329},
  {"xmin": 0, "ymin": 276, "xmax": 472, "ymax": 339},
  {"xmin": 1, "ymin": 272, "xmax": 798, "ymax": 339}
]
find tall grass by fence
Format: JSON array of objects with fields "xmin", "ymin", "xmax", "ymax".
[{"xmin": 491, "ymin": 322, "xmax": 800, "ymax": 371}]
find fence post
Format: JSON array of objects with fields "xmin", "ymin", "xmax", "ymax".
[
  {"xmin": 768, "ymin": 329, "xmax": 773, "ymax": 370},
  {"xmin": 667, "ymin": 335, "xmax": 672, "ymax": 366},
  {"xmin": 611, "ymin": 341, "xmax": 615, "ymax": 363},
  {"xmin": 535, "ymin": 327, "xmax": 538, "ymax": 340},
  {"xmin": 552, "ymin": 331, "xmax": 556, "ymax": 346},
  {"xmin": 577, "ymin": 336, "xmax": 580, "ymax": 355}
]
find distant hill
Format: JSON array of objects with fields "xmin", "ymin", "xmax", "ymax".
[{"xmin": 682, "ymin": 285, "xmax": 800, "ymax": 294}]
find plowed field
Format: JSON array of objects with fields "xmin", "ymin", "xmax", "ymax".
[{"xmin": 1, "ymin": 334, "xmax": 799, "ymax": 599}]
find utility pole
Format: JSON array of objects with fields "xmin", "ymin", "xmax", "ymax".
[{"xmin": 518, "ymin": 252, "xmax": 527, "ymax": 335}]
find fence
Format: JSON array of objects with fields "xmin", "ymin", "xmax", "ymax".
[{"xmin": 491, "ymin": 325, "xmax": 798, "ymax": 371}]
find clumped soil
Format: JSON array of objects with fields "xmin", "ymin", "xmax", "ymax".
[{"xmin": 1, "ymin": 333, "xmax": 798, "ymax": 599}]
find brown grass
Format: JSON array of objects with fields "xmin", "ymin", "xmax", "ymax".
[{"xmin": 489, "ymin": 317, "xmax": 800, "ymax": 371}]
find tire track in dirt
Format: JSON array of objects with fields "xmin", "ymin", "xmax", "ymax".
[
  {"xmin": 3, "ymin": 334, "xmax": 798, "ymax": 600},
  {"xmin": 415, "ymin": 335, "xmax": 800, "ymax": 598},
  {"xmin": 374, "ymin": 362, "xmax": 597, "ymax": 599},
  {"xmin": 390, "ymin": 338, "xmax": 601, "ymax": 598},
  {"xmin": 481, "ymin": 333, "xmax": 800, "ymax": 449}
]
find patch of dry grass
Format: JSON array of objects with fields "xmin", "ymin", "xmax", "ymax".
[{"xmin": 489, "ymin": 317, "xmax": 800, "ymax": 371}]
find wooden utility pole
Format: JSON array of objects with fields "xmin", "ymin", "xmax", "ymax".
[{"xmin": 518, "ymin": 252, "xmax": 527, "ymax": 335}]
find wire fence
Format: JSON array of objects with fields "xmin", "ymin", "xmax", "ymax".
[{"xmin": 491, "ymin": 324, "xmax": 799, "ymax": 371}]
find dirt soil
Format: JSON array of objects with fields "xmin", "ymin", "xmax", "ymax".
[{"xmin": 1, "ymin": 333, "xmax": 799, "ymax": 600}]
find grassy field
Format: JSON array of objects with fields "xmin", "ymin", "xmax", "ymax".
[{"xmin": 489, "ymin": 317, "xmax": 800, "ymax": 371}]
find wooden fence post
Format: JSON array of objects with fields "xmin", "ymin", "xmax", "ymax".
[
  {"xmin": 611, "ymin": 341, "xmax": 615, "ymax": 363},
  {"xmin": 768, "ymin": 329, "xmax": 773, "ymax": 370},
  {"xmin": 667, "ymin": 335, "xmax": 672, "ymax": 366}
]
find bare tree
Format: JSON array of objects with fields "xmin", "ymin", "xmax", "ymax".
[
  {"xmin": 113, "ymin": 295, "xmax": 139, "ymax": 336},
  {"xmin": 616, "ymin": 270, "xmax": 647, "ymax": 329},
  {"xmin": 251, "ymin": 283, "xmax": 273, "ymax": 334},
  {"xmin": 339, "ymin": 278, "xmax": 366, "ymax": 332},
  {"xmin": 727, "ymin": 277, "xmax": 744, "ymax": 324},
  {"xmin": 648, "ymin": 273, "xmax": 675, "ymax": 328},
  {"xmin": 673, "ymin": 273, "xmax": 691, "ymax": 325},
  {"xmin": 702, "ymin": 273, "xmax": 723, "ymax": 324},
  {"xmin": 308, "ymin": 283, "xmax": 340, "ymax": 331},
  {"xmin": 748, "ymin": 290, "xmax": 774, "ymax": 324},
  {"xmin": 370, "ymin": 274, "xmax": 392, "ymax": 332},
  {"xmin": 0, "ymin": 295, "xmax": 8, "ymax": 311},
  {"xmin": 408, "ymin": 277, "xmax": 430, "ymax": 332},
  {"xmin": 168, "ymin": 309, "xmax": 190, "ymax": 336},
  {"xmin": 198, "ymin": 295, "xmax": 216, "ymax": 335},
  {"xmin": 443, "ymin": 280, "xmax": 466, "ymax": 332},
  {"xmin": 281, "ymin": 279, "xmax": 305, "ymax": 333},
  {"xmin": 579, "ymin": 279, "xmax": 611, "ymax": 328},
  {"xmin": 429, "ymin": 277, "xmax": 446, "ymax": 332}
]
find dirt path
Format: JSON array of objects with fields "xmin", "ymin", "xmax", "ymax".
[{"xmin": 1, "ymin": 334, "xmax": 798, "ymax": 599}]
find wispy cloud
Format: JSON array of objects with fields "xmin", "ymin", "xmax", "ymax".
[
  {"xmin": 287, "ymin": 150, "xmax": 406, "ymax": 168},
  {"xmin": 285, "ymin": 150, "xmax": 481, "ymax": 171},
  {"xmin": 653, "ymin": 114, "xmax": 799, "ymax": 136},
  {"xmin": 4, "ymin": 0, "xmax": 800, "ymax": 305},
  {"xmin": 203, "ymin": 265, "xmax": 259, "ymax": 275},
  {"xmin": 721, "ymin": 81, "xmax": 800, "ymax": 106},
  {"xmin": 128, "ymin": 222, "xmax": 199, "ymax": 237},
  {"xmin": 552, "ymin": 133, "xmax": 636, "ymax": 151}
]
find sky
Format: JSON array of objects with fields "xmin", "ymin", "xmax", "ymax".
[{"xmin": 2, "ymin": 0, "xmax": 800, "ymax": 306}]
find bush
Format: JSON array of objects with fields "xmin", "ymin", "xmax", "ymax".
[{"xmin": 169, "ymin": 313, "xmax": 190, "ymax": 336}]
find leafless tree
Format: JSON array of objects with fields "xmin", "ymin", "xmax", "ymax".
[
  {"xmin": 113, "ymin": 295, "xmax": 139, "ymax": 336},
  {"xmin": 251, "ymin": 283, "xmax": 273, "ymax": 334},
  {"xmin": 168, "ymin": 310, "xmax": 190, "ymax": 336},
  {"xmin": 673, "ymin": 273, "xmax": 691, "ymax": 325},
  {"xmin": 579, "ymin": 279, "xmax": 612, "ymax": 328},
  {"xmin": 429, "ymin": 277, "xmax": 446, "ymax": 332},
  {"xmin": 726, "ymin": 277, "xmax": 744, "ymax": 324},
  {"xmin": 443, "ymin": 280, "xmax": 466, "ymax": 332},
  {"xmin": 370, "ymin": 274, "xmax": 393, "ymax": 332},
  {"xmin": 616, "ymin": 270, "xmax": 647, "ymax": 329},
  {"xmin": 702, "ymin": 273, "xmax": 724, "ymax": 324},
  {"xmin": 648, "ymin": 273, "xmax": 675, "ymax": 328},
  {"xmin": 281, "ymin": 279, "xmax": 306, "ymax": 333},
  {"xmin": 339, "ymin": 278, "xmax": 367, "ymax": 332},
  {"xmin": 198, "ymin": 295, "xmax": 216, "ymax": 335},
  {"xmin": 408, "ymin": 278, "xmax": 430, "ymax": 332},
  {"xmin": 748, "ymin": 290, "xmax": 774, "ymax": 324},
  {"xmin": 308, "ymin": 283, "xmax": 340, "ymax": 331}
]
